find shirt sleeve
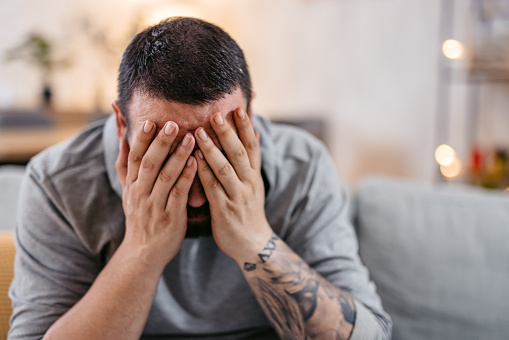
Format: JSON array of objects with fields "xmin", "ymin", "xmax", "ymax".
[
  {"xmin": 279, "ymin": 142, "xmax": 392, "ymax": 340},
  {"xmin": 8, "ymin": 164, "xmax": 103, "ymax": 340}
]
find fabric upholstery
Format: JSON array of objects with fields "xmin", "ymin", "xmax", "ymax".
[
  {"xmin": 0, "ymin": 166, "xmax": 25, "ymax": 231},
  {"xmin": 355, "ymin": 177, "xmax": 509, "ymax": 340},
  {"xmin": 0, "ymin": 232, "xmax": 15, "ymax": 340}
]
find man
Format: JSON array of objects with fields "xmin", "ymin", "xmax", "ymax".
[{"xmin": 9, "ymin": 17, "xmax": 391, "ymax": 340}]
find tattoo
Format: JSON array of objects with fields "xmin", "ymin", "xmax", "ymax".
[
  {"xmin": 321, "ymin": 280, "xmax": 356, "ymax": 326},
  {"xmin": 286, "ymin": 279, "xmax": 319, "ymax": 321},
  {"xmin": 243, "ymin": 262, "xmax": 257, "ymax": 271},
  {"xmin": 256, "ymin": 278, "xmax": 307, "ymax": 339},
  {"xmin": 247, "ymin": 240, "xmax": 356, "ymax": 340},
  {"xmin": 258, "ymin": 232, "xmax": 278, "ymax": 263},
  {"xmin": 337, "ymin": 294, "xmax": 356, "ymax": 325}
]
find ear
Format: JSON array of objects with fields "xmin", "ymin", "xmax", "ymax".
[
  {"xmin": 112, "ymin": 100, "xmax": 127, "ymax": 141},
  {"xmin": 247, "ymin": 91, "xmax": 255, "ymax": 123}
]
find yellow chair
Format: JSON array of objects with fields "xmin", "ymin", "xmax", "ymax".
[{"xmin": 0, "ymin": 232, "xmax": 15, "ymax": 340}]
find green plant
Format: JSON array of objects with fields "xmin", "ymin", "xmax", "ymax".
[{"xmin": 5, "ymin": 33, "xmax": 69, "ymax": 82}]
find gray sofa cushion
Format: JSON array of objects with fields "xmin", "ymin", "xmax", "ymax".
[
  {"xmin": 356, "ymin": 177, "xmax": 509, "ymax": 340},
  {"xmin": 0, "ymin": 165, "xmax": 25, "ymax": 231}
]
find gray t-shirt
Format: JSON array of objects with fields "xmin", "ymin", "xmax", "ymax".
[{"xmin": 8, "ymin": 115, "xmax": 391, "ymax": 339}]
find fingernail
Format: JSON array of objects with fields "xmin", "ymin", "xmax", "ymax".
[
  {"xmin": 237, "ymin": 108, "xmax": 246, "ymax": 120},
  {"xmin": 143, "ymin": 120, "xmax": 153, "ymax": 133},
  {"xmin": 164, "ymin": 122, "xmax": 176, "ymax": 135},
  {"xmin": 198, "ymin": 128, "xmax": 208, "ymax": 141},
  {"xmin": 213, "ymin": 113, "xmax": 224, "ymax": 125},
  {"xmin": 197, "ymin": 150, "xmax": 204, "ymax": 159},
  {"xmin": 187, "ymin": 157, "xmax": 194, "ymax": 167},
  {"xmin": 182, "ymin": 134, "xmax": 192, "ymax": 146}
]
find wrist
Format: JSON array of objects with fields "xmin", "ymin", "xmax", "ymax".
[
  {"xmin": 232, "ymin": 225, "xmax": 275, "ymax": 267},
  {"xmin": 116, "ymin": 239, "xmax": 169, "ymax": 277}
]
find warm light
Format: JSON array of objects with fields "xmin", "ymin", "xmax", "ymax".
[
  {"xmin": 440, "ymin": 157, "xmax": 462, "ymax": 178},
  {"xmin": 435, "ymin": 144, "xmax": 456, "ymax": 166},
  {"xmin": 146, "ymin": 5, "xmax": 201, "ymax": 25},
  {"xmin": 442, "ymin": 39, "xmax": 464, "ymax": 59},
  {"xmin": 506, "ymin": 187, "xmax": 509, "ymax": 191}
]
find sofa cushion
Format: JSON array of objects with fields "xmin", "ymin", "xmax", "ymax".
[
  {"xmin": 356, "ymin": 177, "xmax": 509, "ymax": 340},
  {"xmin": 0, "ymin": 166, "xmax": 25, "ymax": 231}
]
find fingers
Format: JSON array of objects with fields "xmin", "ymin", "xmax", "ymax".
[
  {"xmin": 137, "ymin": 121, "xmax": 179, "ymax": 192},
  {"xmin": 194, "ymin": 127, "xmax": 239, "ymax": 196},
  {"xmin": 115, "ymin": 137, "xmax": 129, "ymax": 188},
  {"xmin": 233, "ymin": 108, "xmax": 261, "ymax": 170},
  {"xmin": 126, "ymin": 121, "xmax": 156, "ymax": 184},
  {"xmin": 166, "ymin": 156, "xmax": 197, "ymax": 211},
  {"xmin": 209, "ymin": 111, "xmax": 253, "ymax": 180},
  {"xmin": 194, "ymin": 149, "xmax": 226, "ymax": 201},
  {"xmin": 151, "ymin": 133, "xmax": 197, "ymax": 204}
]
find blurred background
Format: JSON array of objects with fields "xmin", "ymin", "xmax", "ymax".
[{"xmin": 0, "ymin": 0, "xmax": 508, "ymax": 190}]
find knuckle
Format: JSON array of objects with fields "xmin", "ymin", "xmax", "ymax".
[
  {"xmin": 204, "ymin": 142, "xmax": 216, "ymax": 153},
  {"xmin": 219, "ymin": 163, "xmax": 233, "ymax": 177},
  {"xmin": 155, "ymin": 134, "xmax": 169, "ymax": 147},
  {"xmin": 207, "ymin": 177, "xmax": 221, "ymax": 189},
  {"xmin": 200, "ymin": 163, "xmax": 211, "ymax": 173},
  {"xmin": 234, "ymin": 149, "xmax": 246, "ymax": 160},
  {"xmin": 180, "ymin": 167, "xmax": 194, "ymax": 181},
  {"xmin": 245, "ymin": 140, "xmax": 258, "ymax": 151},
  {"xmin": 219, "ymin": 127, "xmax": 231, "ymax": 137},
  {"xmin": 128, "ymin": 151, "xmax": 142, "ymax": 163},
  {"xmin": 173, "ymin": 147, "xmax": 188, "ymax": 161},
  {"xmin": 158, "ymin": 169, "xmax": 174, "ymax": 183},
  {"xmin": 170, "ymin": 185, "xmax": 187, "ymax": 199},
  {"xmin": 141, "ymin": 157, "xmax": 154, "ymax": 170}
]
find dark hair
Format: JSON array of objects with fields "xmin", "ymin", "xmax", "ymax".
[{"xmin": 117, "ymin": 17, "xmax": 252, "ymax": 121}]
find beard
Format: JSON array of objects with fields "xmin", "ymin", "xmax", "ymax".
[{"xmin": 185, "ymin": 202, "xmax": 213, "ymax": 238}]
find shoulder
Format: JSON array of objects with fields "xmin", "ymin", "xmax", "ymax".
[
  {"xmin": 19, "ymin": 117, "xmax": 122, "ymax": 256},
  {"xmin": 254, "ymin": 114, "xmax": 329, "ymax": 166},
  {"xmin": 28, "ymin": 118, "xmax": 107, "ymax": 184},
  {"xmin": 254, "ymin": 114, "xmax": 337, "ymax": 189},
  {"xmin": 23, "ymin": 118, "xmax": 112, "ymax": 219},
  {"xmin": 255, "ymin": 115, "xmax": 347, "ymax": 234}
]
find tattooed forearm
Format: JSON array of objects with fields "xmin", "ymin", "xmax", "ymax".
[
  {"xmin": 258, "ymin": 232, "xmax": 278, "ymax": 263},
  {"xmin": 244, "ymin": 232, "xmax": 279, "ymax": 272},
  {"xmin": 286, "ymin": 278, "xmax": 319, "ymax": 321},
  {"xmin": 242, "ymin": 233, "xmax": 356, "ymax": 340},
  {"xmin": 256, "ymin": 278, "xmax": 307, "ymax": 339}
]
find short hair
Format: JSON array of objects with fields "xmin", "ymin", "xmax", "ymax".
[{"xmin": 117, "ymin": 17, "xmax": 252, "ymax": 121}]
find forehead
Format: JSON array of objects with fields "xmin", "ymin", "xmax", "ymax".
[{"xmin": 127, "ymin": 88, "xmax": 246, "ymax": 129}]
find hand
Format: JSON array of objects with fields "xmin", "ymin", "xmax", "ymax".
[
  {"xmin": 194, "ymin": 108, "xmax": 272, "ymax": 262},
  {"xmin": 115, "ymin": 120, "xmax": 197, "ymax": 268}
]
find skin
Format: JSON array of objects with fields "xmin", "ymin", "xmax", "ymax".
[{"xmin": 43, "ymin": 87, "xmax": 356, "ymax": 340}]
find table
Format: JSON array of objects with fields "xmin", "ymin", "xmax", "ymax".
[{"xmin": 0, "ymin": 124, "xmax": 85, "ymax": 163}]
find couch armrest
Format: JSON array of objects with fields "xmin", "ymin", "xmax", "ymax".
[{"xmin": 0, "ymin": 231, "xmax": 15, "ymax": 340}]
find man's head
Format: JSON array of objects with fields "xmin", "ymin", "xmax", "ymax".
[
  {"xmin": 116, "ymin": 16, "xmax": 252, "ymax": 136},
  {"xmin": 112, "ymin": 17, "xmax": 253, "ymax": 237}
]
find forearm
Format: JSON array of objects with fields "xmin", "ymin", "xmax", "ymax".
[
  {"xmin": 43, "ymin": 241, "xmax": 165, "ymax": 340},
  {"xmin": 237, "ymin": 233, "xmax": 356, "ymax": 340}
]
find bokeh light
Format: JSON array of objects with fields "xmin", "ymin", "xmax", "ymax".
[
  {"xmin": 435, "ymin": 144, "xmax": 456, "ymax": 166},
  {"xmin": 442, "ymin": 39, "xmax": 464, "ymax": 59},
  {"xmin": 440, "ymin": 157, "xmax": 462, "ymax": 178}
]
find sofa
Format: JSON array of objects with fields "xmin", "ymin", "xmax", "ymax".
[
  {"xmin": 1, "ymin": 165, "xmax": 508, "ymax": 339},
  {"xmin": 355, "ymin": 177, "xmax": 509, "ymax": 339}
]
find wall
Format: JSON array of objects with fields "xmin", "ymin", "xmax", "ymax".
[{"xmin": 0, "ymin": 0, "xmax": 507, "ymax": 188}]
